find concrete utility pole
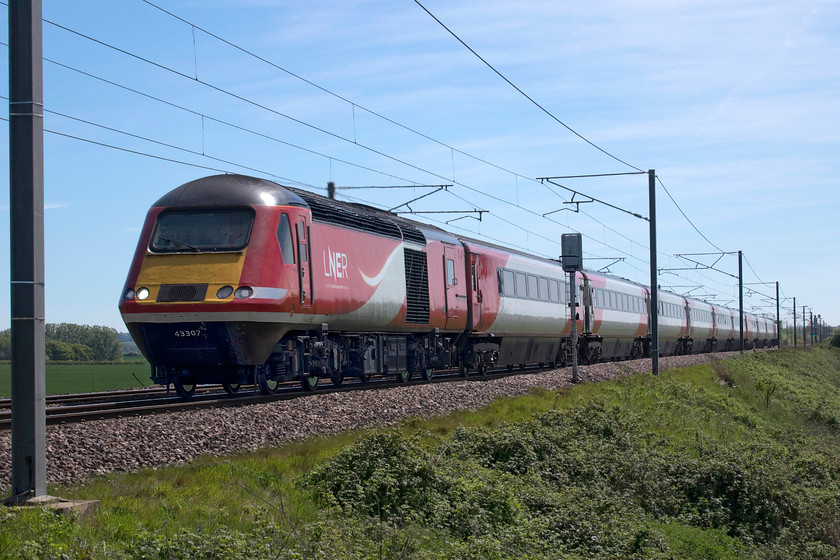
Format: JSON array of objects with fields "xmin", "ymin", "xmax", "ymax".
[
  {"xmin": 802, "ymin": 306, "xmax": 807, "ymax": 347},
  {"xmin": 648, "ymin": 170, "xmax": 659, "ymax": 376},
  {"xmin": 775, "ymin": 282, "xmax": 780, "ymax": 347},
  {"xmin": 738, "ymin": 250, "xmax": 744, "ymax": 353},
  {"xmin": 793, "ymin": 297, "xmax": 797, "ymax": 347},
  {"xmin": 8, "ymin": 0, "xmax": 46, "ymax": 500}
]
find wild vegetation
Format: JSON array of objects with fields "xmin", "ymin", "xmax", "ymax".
[{"xmin": 1, "ymin": 342, "xmax": 839, "ymax": 559}]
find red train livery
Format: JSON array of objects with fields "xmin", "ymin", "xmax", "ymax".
[{"xmin": 119, "ymin": 174, "xmax": 777, "ymax": 398}]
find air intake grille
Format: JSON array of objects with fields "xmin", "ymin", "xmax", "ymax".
[
  {"xmin": 287, "ymin": 186, "xmax": 428, "ymax": 246},
  {"xmin": 157, "ymin": 284, "xmax": 208, "ymax": 302},
  {"xmin": 399, "ymin": 222, "xmax": 426, "ymax": 245},
  {"xmin": 291, "ymin": 189, "xmax": 403, "ymax": 240},
  {"xmin": 404, "ymin": 249, "xmax": 429, "ymax": 324}
]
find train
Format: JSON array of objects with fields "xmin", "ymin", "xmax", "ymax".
[{"xmin": 119, "ymin": 174, "xmax": 778, "ymax": 398}]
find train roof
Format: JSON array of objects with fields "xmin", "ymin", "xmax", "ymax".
[
  {"xmin": 153, "ymin": 175, "xmax": 745, "ymax": 319},
  {"xmin": 154, "ymin": 174, "xmax": 309, "ymax": 208}
]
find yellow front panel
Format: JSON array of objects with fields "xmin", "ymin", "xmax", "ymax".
[{"xmin": 134, "ymin": 252, "xmax": 247, "ymax": 302}]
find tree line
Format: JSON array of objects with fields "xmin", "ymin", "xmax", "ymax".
[{"xmin": 0, "ymin": 323, "xmax": 123, "ymax": 361}]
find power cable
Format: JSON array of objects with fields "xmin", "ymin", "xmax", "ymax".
[
  {"xmin": 413, "ymin": 0, "xmax": 643, "ymax": 173},
  {"xmin": 0, "ymin": 113, "xmax": 231, "ymax": 175},
  {"xmin": 31, "ymin": 12, "xmax": 760, "ymax": 298},
  {"xmin": 413, "ymin": 1, "xmax": 747, "ymax": 270},
  {"xmin": 138, "ymin": 0, "xmax": 539, "ymax": 192},
  {"xmin": 656, "ymin": 175, "xmax": 724, "ymax": 253},
  {"xmin": 28, "ymin": 47, "xmax": 431, "ymax": 188},
  {"xmin": 136, "ymin": 0, "xmax": 668, "ymax": 266},
  {"xmin": 11, "ymin": 1, "xmax": 776, "ymax": 293},
  {"xmin": 38, "ymin": 23, "xmax": 657, "ymax": 268}
]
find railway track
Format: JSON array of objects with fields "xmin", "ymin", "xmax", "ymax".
[{"xmin": 0, "ymin": 364, "xmax": 551, "ymax": 430}]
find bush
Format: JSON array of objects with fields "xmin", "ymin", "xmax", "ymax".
[{"xmin": 304, "ymin": 432, "xmax": 446, "ymax": 521}]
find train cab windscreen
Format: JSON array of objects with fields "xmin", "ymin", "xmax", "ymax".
[{"xmin": 150, "ymin": 209, "xmax": 255, "ymax": 253}]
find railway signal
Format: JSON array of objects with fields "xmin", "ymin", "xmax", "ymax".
[{"xmin": 561, "ymin": 233, "xmax": 582, "ymax": 383}]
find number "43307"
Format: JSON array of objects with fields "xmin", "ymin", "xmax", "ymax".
[{"xmin": 174, "ymin": 329, "xmax": 203, "ymax": 338}]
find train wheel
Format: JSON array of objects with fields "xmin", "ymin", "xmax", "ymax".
[
  {"xmin": 258, "ymin": 371, "xmax": 281, "ymax": 395},
  {"xmin": 421, "ymin": 368, "xmax": 434, "ymax": 381},
  {"xmin": 222, "ymin": 382, "xmax": 240, "ymax": 396},
  {"xmin": 173, "ymin": 377, "xmax": 196, "ymax": 399},
  {"xmin": 395, "ymin": 370, "xmax": 411, "ymax": 383},
  {"xmin": 458, "ymin": 362, "xmax": 469, "ymax": 377},
  {"xmin": 300, "ymin": 374, "xmax": 319, "ymax": 391},
  {"xmin": 476, "ymin": 364, "xmax": 487, "ymax": 376},
  {"xmin": 330, "ymin": 370, "xmax": 344, "ymax": 386}
]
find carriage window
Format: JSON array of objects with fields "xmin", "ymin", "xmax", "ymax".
[
  {"xmin": 527, "ymin": 275, "xmax": 538, "ymax": 300},
  {"xmin": 446, "ymin": 259, "xmax": 456, "ymax": 285},
  {"xmin": 538, "ymin": 277, "xmax": 549, "ymax": 302},
  {"xmin": 515, "ymin": 272, "xmax": 527, "ymax": 297},
  {"xmin": 276, "ymin": 214, "xmax": 295, "ymax": 264},
  {"xmin": 151, "ymin": 209, "xmax": 254, "ymax": 253},
  {"xmin": 502, "ymin": 269, "xmax": 515, "ymax": 297},
  {"xmin": 549, "ymin": 279, "xmax": 560, "ymax": 303},
  {"xmin": 296, "ymin": 222, "xmax": 308, "ymax": 263},
  {"xmin": 609, "ymin": 291, "xmax": 616, "ymax": 310}
]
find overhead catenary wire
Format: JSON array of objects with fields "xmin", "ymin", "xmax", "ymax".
[
  {"xmin": 132, "ymin": 1, "xmax": 663, "ymax": 266},
  {"xmin": 14, "ymin": 9, "xmax": 773, "ymax": 310},
  {"xmin": 142, "ymin": 0, "xmax": 740, "ymax": 273},
  {"xmin": 29, "ymin": 23, "xmax": 662, "ymax": 270},
  {"xmin": 132, "ymin": 0, "xmax": 726, "ymax": 281},
  {"xmin": 413, "ymin": 0, "xmax": 744, "ymax": 264},
  {"xmin": 1, "ymin": 1, "xmax": 778, "ymax": 306},
  {"xmin": 413, "ymin": 0, "xmax": 642, "ymax": 173}
]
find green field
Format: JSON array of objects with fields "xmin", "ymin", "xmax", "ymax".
[{"xmin": 0, "ymin": 360, "xmax": 153, "ymax": 397}]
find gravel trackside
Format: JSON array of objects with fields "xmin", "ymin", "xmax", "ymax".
[{"xmin": 0, "ymin": 351, "xmax": 750, "ymax": 488}]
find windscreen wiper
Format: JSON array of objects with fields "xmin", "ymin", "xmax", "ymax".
[{"xmin": 158, "ymin": 236, "xmax": 200, "ymax": 252}]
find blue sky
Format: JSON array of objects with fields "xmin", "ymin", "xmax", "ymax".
[{"xmin": 1, "ymin": 0, "xmax": 838, "ymax": 331}]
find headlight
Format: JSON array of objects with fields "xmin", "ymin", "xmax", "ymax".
[
  {"xmin": 216, "ymin": 285, "xmax": 234, "ymax": 299},
  {"xmin": 123, "ymin": 288, "xmax": 135, "ymax": 301},
  {"xmin": 234, "ymin": 286, "xmax": 253, "ymax": 299},
  {"xmin": 136, "ymin": 287, "xmax": 150, "ymax": 301}
]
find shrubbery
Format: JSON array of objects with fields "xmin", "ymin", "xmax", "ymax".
[
  {"xmin": 3, "ymin": 346, "xmax": 840, "ymax": 559},
  {"xmin": 301, "ymin": 399, "xmax": 840, "ymax": 559}
]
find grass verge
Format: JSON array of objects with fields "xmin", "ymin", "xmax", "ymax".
[{"xmin": 2, "ymin": 345, "xmax": 840, "ymax": 559}]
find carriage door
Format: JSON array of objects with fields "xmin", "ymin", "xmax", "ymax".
[
  {"xmin": 686, "ymin": 305, "xmax": 692, "ymax": 338},
  {"xmin": 443, "ymin": 244, "xmax": 465, "ymax": 329},
  {"xmin": 582, "ymin": 276, "xmax": 594, "ymax": 333},
  {"xmin": 295, "ymin": 219, "xmax": 312, "ymax": 307},
  {"xmin": 469, "ymin": 252, "xmax": 483, "ymax": 331}
]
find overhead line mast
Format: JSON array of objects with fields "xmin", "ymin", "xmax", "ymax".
[{"xmin": 8, "ymin": 0, "xmax": 47, "ymax": 501}]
